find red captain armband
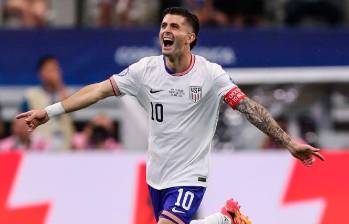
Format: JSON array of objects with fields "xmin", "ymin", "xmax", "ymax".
[{"xmin": 224, "ymin": 87, "xmax": 246, "ymax": 109}]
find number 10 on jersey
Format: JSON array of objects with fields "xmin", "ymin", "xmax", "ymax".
[{"xmin": 150, "ymin": 102, "xmax": 163, "ymax": 122}]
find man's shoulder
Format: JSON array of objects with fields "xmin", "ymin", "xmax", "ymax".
[
  {"xmin": 194, "ymin": 54, "xmax": 208, "ymax": 64},
  {"xmin": 137, "ymin": 55, "xmax": 162, "ymax": 65},
  {"xmin": 194, "ymin": 54, "xmax": 224, "ymax": 74},
  {"xmin": 129, "ymin": 55, "xmax": 162, "ymax": 70}
]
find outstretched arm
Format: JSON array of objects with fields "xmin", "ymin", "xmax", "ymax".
[
  {"xmin": 16, "ymin": 79, "xmax": 117, "ymax": 131},
  {"xmin": 61, "ymin": 80, "xmax": 116, "ymax": 113},
  {"xmin": 235, "ymin": 97, "xmax": 325, "ymax": 166}
]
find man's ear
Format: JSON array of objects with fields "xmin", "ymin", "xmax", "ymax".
[{"xmin": 187, "ymin": 33, "xmax": 196, "ymax": 45}]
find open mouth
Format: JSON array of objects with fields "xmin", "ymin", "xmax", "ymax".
[{"xmin": 163, "ymin": 37, "xmax": 174, "ymax": 48}]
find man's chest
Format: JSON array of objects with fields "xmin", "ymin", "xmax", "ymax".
[{"xmin": 143, "ymin": 76, "xmax": 209, "ymax": 105}]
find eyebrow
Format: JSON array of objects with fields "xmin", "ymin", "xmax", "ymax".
[{"xmin": 161, "ymin": 21, "xmax": 181, "ymax": 28}]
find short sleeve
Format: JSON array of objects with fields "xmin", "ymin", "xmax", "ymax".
[
  {"xmin": 211, "ymin": 64, "xmax": 236, "ymax": 97},
  {"xmin": 110, "ymin": 59, "xmax": 146, "ymax": 96}
]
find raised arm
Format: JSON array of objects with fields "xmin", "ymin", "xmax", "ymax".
[
  {"xmin": 235, "ymin": 97, "xmax": 324, "ymax": 165},
  {"xmin": 16, "ymin": 79, "xmax": 118, "ymax": 131}
]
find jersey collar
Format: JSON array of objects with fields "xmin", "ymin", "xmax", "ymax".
[{"xmin": 163, "ymin": 54, "xmax": 195, "ymax": 77}]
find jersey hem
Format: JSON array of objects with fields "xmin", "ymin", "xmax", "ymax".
[{"xmin": 147, "ymin": 180, "xmax": 208, "ymax": 190}]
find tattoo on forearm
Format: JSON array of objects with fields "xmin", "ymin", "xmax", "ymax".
[{"xmin": 236, "ymin": 98, "xmax": 292, "ymax": 147}]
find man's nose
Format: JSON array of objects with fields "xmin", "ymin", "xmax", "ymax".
[
  {"xmin": 162, "ymin": 26, "xmax": 171, "ymax": 33},
  {"xmin": 163, "ymin": 30, "xmax": 172, "ymax": 37}
]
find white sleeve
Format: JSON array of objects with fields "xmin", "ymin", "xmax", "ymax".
[
  {"xmin": 110, "ymin": 59, "xmax": 146, "ymax": 97},
  {"xmin": 211, "ymin": 63, "xmax": 236, "ymax": 97}
]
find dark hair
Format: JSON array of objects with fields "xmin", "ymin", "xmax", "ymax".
[
  {"xmin": 162, "ymin": 7, "xmax": 200, "ymax": 50},
  {"xmin": 36, "ymin": 55, "xmax": 58, "ymax": 71}
]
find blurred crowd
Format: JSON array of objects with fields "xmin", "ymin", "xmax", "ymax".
[
  {"xmin": 0, "ymin": 55, "xmax": 122, "ymax": 152},
  {"xmin": 0, "ymin": 0, "xmax": 347, "ymax": 28}
]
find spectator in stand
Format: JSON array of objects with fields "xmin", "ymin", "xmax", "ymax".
[
  {"xmin": 185, "ymin": 0, "xmax": 266, "ymax": 27},
  {"xmin": 285, "ymin": 0, "xmax": 343, "ymax": 27},
  {"xmin": 0, "ymin": 117, "xmax": 48, "ymax": 151},
  {"xmin": 91, "ymin": 0, "xmax": 158, "ymax": 27},
  {"xmin": 96, "ymin": 0, "xmax": 130, "ymax": 26},
  {"xmin": 213, "ymin": 0, "xmax": 266, "ymax": 27},
  {"xmin": 159, "ymin": 0, "xmax": 183, "ymax": 22},
  {"xmin": 20, "ymin": 55, "xmax": 74, "ymax": 151},
  {"xmin": 186, "ymin": 0, "xmax": 230, "ymax": 26},
  {"xmin": 72, "ymin": 114, "xmax": 122, "ymax": 150},
  {"xmin": 3, "ymin": 0, "xmax": 49, "ymax": 28}
]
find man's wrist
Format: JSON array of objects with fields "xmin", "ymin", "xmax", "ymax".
[
  {"xmin": 45, "ymin": 102, "xmax": 65, "ymax": 119},
  {"xmin": 285, "ymin": 139, "xmax": 298, "ymax": 151}
]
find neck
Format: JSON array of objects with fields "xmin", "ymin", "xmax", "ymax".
[{"xmin": 165, "ymin": 51, "xmax": 192, "ymax": 74}]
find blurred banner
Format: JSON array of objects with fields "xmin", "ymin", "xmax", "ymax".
[
  {"xmin": 0, "ymin": 151, "xmax": 347, "ymax": 224},
  {"xmin": 1, "ymin": 29, "xmax": 349, "ymax": 85}
]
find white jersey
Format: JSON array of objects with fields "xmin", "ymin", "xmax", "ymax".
[{"xmin": 110, "ymin": 54, "xmax": 236, "ymax": 189}]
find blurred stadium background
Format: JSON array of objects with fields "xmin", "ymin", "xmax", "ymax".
[{"xmin": 0, "ymin": 0, "xmax": 349, "ymax": 224}]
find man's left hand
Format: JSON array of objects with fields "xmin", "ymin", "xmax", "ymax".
[{"xmin": 288, "ymin": 142, "xmax": 325, "ymax": 166}]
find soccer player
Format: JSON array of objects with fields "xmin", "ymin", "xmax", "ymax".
[{"xmin": 16, "ymin": 7, "xmax": 324, "ymax": 224}]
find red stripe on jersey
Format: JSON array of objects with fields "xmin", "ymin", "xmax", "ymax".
[
  {"xmin": 175, "ymin": 54, "xmax": 195, "ymax": 76},
  {"xmin": 109, "ymin": 77, "xmax": 119, "ymax": 96},
  {"xmin": 164, "ymin": 54, "xmax": 195, "ymax": 77},
  {"xmin": 224, "ymin": 87, "xmax": 246, "ymax": 109}
]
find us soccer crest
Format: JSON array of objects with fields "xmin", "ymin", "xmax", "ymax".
[{"xmin": 189, "ymin": 86, "xmax": 202, "ymax": 103}]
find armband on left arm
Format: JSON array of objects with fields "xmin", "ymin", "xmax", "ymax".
[{"xmin": 224, "ymin": 87, "xmax": 246, "ymax": 109}]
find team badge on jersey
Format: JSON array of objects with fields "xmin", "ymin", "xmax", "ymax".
[{"xmin": 189, "ymin": 86, "xmax": 202, "ymax": 103}]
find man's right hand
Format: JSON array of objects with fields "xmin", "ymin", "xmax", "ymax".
[{"xmin": 16, "ymin": 109, "xmax": 49, "ymax": 132}]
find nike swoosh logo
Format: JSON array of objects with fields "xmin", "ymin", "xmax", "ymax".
[
  {"xmin": 150, "ymin": 89, "xmax": 162, "ymax": 94},
  {"xmin": 171, "ymin": 207, "xmax": 185, "ymax": 214}
]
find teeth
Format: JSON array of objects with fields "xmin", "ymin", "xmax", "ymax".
[{"xmin": 163, "ymin": 36, "xmax": 174, "ymax": 48}]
